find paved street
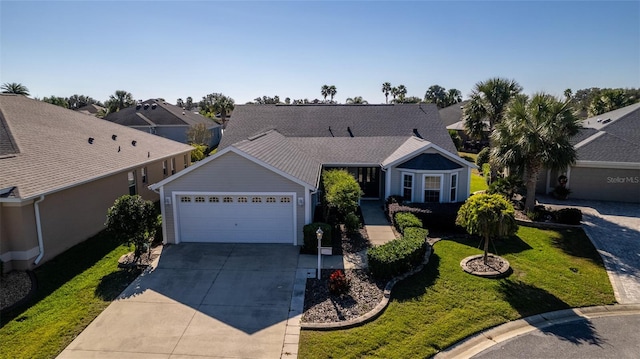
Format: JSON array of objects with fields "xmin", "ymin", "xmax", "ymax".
[{"xmin": 473, "ymin": 314, "xmax": 640, "ymax": 359}]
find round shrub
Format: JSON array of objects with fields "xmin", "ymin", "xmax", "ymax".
[{"xmin": 344, "ymin": 212, "xmax": 361, "ymax": 234}]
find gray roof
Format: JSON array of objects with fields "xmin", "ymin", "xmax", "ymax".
[
  {"xmin": 0, "ymin": 112, "xmax": 19, "ymax": 157},
  {"xmin": 575, "ymin": 103, "xmax": 640, "ymax": 163},
  {"xmin": 438, "ymin": 100, "xmax": 469, "ymax": 127},
  {"xmin": 219, "ymin": 104, "xmax": 457, "ymax": 154},
  {"xmin": 288, "ymin": 136, "xmax": 413, "ymax": 165},
  {"xmin": 104, "ymin": 99, "xmax": 219, "ymax": 128},
  {"xmin": 0, "ymin": 94, "xmax": 192, "ymax": 200},
  {"xmin": 232, "ymin": 131, "xmax": 322, "ymax": 187},
  {"xmin": 398, "ymin": 153, "xmax": 463, "ymax": 170}
]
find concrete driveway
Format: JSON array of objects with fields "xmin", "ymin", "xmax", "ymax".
[{"xmin": 58, "ymin": 243, "xmax": 301, "ymax": 359}]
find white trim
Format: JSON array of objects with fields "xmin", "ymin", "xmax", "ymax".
[
  {"xmin": 400, "ymin": 172, "xmax": 415, "ymax": 202},
  {"xmin": 450, "ymin": 172, "xmax": 458, "ymax": 203},
  {"xmin": 0, "ymin": 246, "xmax": 40, "ymax": 262},
  {"xmin": 160, "ymin": 186, "xmax": 168, "ymax": 245},
  {"xmin": 172, "ymin": 191, "xmax": 298, "ymax": 245},
  {"xmin": 422, "ymin": 174, "xmax": 444, "ymax": 203},
  {"xmin": 384, "ymin": 167, "xmax": 391, "ymax": 199},
  {"xmin": 150, "ymin": 147, "xmax": 316, "ymax": 191},
  {"xmin": 575, "ymin": 131, "xmax": 606, "ymax": 149},
  {"xmin": 33, "ymin": 195, "xmax": 46, "ymax": 265},
  {"xmin": 382, "ymin": 141, "xmax": 476, "ymax": 170},
  {"xmin": 305, "ymin": 190, "xmax": 311, "ymax": 224},
  {"xmin": 466, "ymin": 166, "xmax": 472, "ymax": 198},
  {"xmin": 574, "ymin": 161, "xmax": 640, "ymax": 170}
]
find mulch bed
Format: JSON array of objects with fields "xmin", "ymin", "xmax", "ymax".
[
  {"xmin": 465, "ymin": 255, "xmax": 507, "ymax": 273},
  {"xmin": 0, "ymin": 271, "xmax": 32, "ymax": 311}
]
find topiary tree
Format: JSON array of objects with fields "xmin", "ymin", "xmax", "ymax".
[
  {"xmin": 322, "ymin": 169, "xmax": 363, "ymax": 221},
  {"xmin": 456, "ymin": 193, "xmax": 518, "ymax": 264},
  {"xmin": 105, "ymin": 195, "xmax": 158, "ymax": 263}
]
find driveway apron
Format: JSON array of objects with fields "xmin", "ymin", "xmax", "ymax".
[
  {"xmin": 58, "ymin": 243, "xmax": 300, "ymax": 359},
  {"xmin": 540, "ymin": 197, "xmax": 640, "ymax": 304}
]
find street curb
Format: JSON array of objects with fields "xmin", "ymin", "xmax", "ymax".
[
  {"xmin": 302, "ymin": 242, "xmax": 434, "ymax": 331},
  {"xmin": 432, "ymin": 304, "xmax": 640, "ymax": 359}
]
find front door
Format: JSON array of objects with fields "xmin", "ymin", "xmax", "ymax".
[{"xmin": 357, "ymin": 167, "xmax": 380, "ymax": 198}]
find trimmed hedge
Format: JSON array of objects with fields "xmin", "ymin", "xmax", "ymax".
[
  {"xmin": 367, "ymin": 227, "xmax": 428, "ymax": 279},
  {"xmin": 394, "ymin": 212, "xmax": 422, "ymax": 234},
  {"xmin": 387, "ymin": 201, "xmax": 463, "ymax": 231},
  {"xmin": 555, "ymin": 208, "xmax": 582, "ymax": 225},
  {"xmin": 302, "ymin": 222, "xmax": 333, "ymax": 254}
]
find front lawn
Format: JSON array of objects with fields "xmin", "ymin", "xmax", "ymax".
[
  {"xmin": 299, "ymin": 226, "xmax": 614, "ymax": 358},
  {"xmin": 460, "ymin": 151, "xmax": 488, "ymax": 193},
  {"xmin": 0, "ymin": 232, "xmax": 141, "ymax": 359}
]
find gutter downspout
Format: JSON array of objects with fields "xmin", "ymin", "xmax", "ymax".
[{"xmin": 33, "ymin": 195, "xmax": 46, "ymax": 265}]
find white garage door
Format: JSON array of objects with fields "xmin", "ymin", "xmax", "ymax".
[{"xmin": 176, "ymin": 193, "xmax": 295, "ymax": 243}]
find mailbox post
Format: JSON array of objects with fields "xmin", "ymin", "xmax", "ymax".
[{"xmin": 316, "ymin": 227, "xmax": 323, "ymax": 279}]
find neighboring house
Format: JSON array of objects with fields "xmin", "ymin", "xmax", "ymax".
[
  {"xmin": 104, "ymin": 99, "xmax": 222, "ymax": 149},
  {"xmin": 440, "ymin": 100, "xmax": 489, "ymax": 152},
  {"xmin": 536, "ymin": 102, "xmax": 640, "ymax": 203},
  {"xmin": 0, "ymin": 95, "xmax": 193, "ymax": 271},
  {"xmin": 75, "ymin": 103, "xmax": 106, "ymax": 117},
  {"xmin": 150, "ymin": 104, "xmax": 475, "ymax": 246}
]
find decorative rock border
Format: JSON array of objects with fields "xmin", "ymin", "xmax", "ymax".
[
  {"xmin": 302, "ymin": 241, "xmax": 434, "ymax": 330},
  {"xmin": 460, "ymin": 254, "xmax": 511, "ymax": 278}
]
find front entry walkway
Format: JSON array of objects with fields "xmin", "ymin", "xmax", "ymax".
[
  {"xmin": 360, "ymin": 200, "xmax": 397, "ymax": 245},
  {"xmin": 539, "ymin": 196, "xmax": 640, "ymax": 304},
  {"xmin": 58, "ymin": 243, "xmax": 301, "ymax": 359}
]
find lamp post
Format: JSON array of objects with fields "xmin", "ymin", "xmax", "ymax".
[{"xmin": 316, "ymin": 227, "xmax": 323, "ymax": 279}]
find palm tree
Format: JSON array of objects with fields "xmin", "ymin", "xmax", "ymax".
[
  {"xmin": 106, "ymin": 90, "xmax": 134, "ymax": 113},
  {"xmin": 1, "ymin": 82, "xmax": 29, "ymax": 96},
  {"xmin": 176, "ymin": 98, "xmax": 184, "ymax": 108},
  {"xmin": 382, "ymin": 82, "xmax": 392, "ymax": 104},
  {"xmin": 390, "ymin": 87, "xmax": 399, "ymax": 101},
  {"xmin": 396, "ymin": 85, "xmax": 407, "ymax": 102},
  {"xmin": 425, "ymin": 85, "xmax": 446, "ymax": 107},
  {"xmin": 321, "ymin": 85, "xmax": 330, "ymax": 102},
  {"xmin": 492, "ymin": 93, "xmax": 581, "ymax": 211},
  {"xmin": 345, "ymin": 96, "xmax": 368, "ymax": 104},
  {"xmin": 185, "ymin": 96, "xmax": 194, "ymax": 110},
  {"xmin": 211, "ymin": 94, "xmax": 235, "ymax": 128},
  {"xmin": 328, "ymin": 85, "xmax": 337, "ymax": 102},
  {"xmin": 564, "ymin": 88, "xmax": 573, "ymax": 100},
  {"xmin": 446, "ymin": 88, "xmax": 462, "ymax": 106}
]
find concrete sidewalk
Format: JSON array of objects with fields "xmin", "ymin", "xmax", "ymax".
[{"xmin": 360, "ymin": 200, "xmax": 397, "ymax": 246}]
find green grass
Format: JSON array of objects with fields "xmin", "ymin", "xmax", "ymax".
[
  {"xmin": 0, "ymin": 232, "xmax": 141, "ymax": 359},
  {"xmin": 460, "ymin": 151, "xmax": 489, "ymax": 193},
  {"xmin": 299, "ymin": 226, "xmax": 615, "ymax": 358}
]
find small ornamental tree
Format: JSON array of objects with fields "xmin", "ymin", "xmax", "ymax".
[
  {"xmin": 322, "ymin": 169, "xmax": 362, "ymax": 220},
  {"xmin": 105, "ymin": 195, "xmax": 158, "ymax": 262},
  {"xmin": 456, "ymin": 193, "xmax": 518, "ymax": 264}
]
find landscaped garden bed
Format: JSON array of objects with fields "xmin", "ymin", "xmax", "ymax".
[{"xmin": 299, "ymin": 226, "xmax": 615, "ymax": 358}]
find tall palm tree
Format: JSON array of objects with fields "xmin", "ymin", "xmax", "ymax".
[
  {"xmin": 1, "ymin": 82, "xmax": 30, "ymax": 96},
  {"xmin": 463, "ymin": 77, "xmax": 522, "ymax": 180},
  {"xmin": 328, "ymin": 85, "xmax": 337, "ymax": 102},
  {"xmin": 381, "ymin": 82, "xmax": 392, "ymax": 104},
  {"xmin": 176, "ymin": 98, "xmax": 184, "ymax": 108},
  {"xmin": 492, "ymin": 93, "xmax": 581, "ymax": 211},
  {"xmin": 396, "ymin": 85, "xmax": 407, "ymax": 102},
  {"xmin": 212, "ymin": 94, "xmax": 235, "ymax": 128},
  {"xmin": 321, "ymin": 85, "xmax": 330, "ymax": 102},
  {"xmin": 446, "ymin": 88, "xmax": 462, "ymax": 106},
  {"xmin": 390, "ymin": 87, "xmax": 399, "ymax": 101},
  {"xmin": 106, "ymin": 90, "xmax": 134, "ymax": 113},
  {"xmin": 345, "ymin": 96, "xmax": 368, "ymax": 104}
]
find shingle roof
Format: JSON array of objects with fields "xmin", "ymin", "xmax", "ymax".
[
  {"xmin": 104, "ymin": 99, "xmax": 220, "ymax": 128},
  {"xmin": 0, "ymin": 94, "xmax": 192, "ymax": 200},
  {"xmin": 0, "ymin": 111, "xmax": 19, "ymax": 157},
  {"xmin": 574, "ymin": 103, "xmax": 640, "ymax": 163},
  {"xmin": 219, "ymin": 104, "xmax": 457, "ymax": 154},
  {"xmin": 397, "ymin": 153, "xmax": 463, "ymax": 170},
  {"xmin": 288, "ymin": 136, "xmax": 414, "ymax": 165},
  {"xmin": 438, "ymin": 100, "xmax": 469, "ymax": 127},
  {"xmin": 232, "ymin": 131, "xmax": 321, "ymax": 187}
]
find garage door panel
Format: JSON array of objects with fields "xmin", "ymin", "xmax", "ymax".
[{"xmin": 177, "ymin": 194, "xmax": 294, "ymax": 243}]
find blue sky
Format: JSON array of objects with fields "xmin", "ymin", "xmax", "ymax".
[{"xmin": 1, "ymin": 1, "xmax": 638, "ymax": 105}]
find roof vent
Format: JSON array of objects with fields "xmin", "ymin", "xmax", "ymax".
[
  {"xmin": 347, "ymin": 126, "xmax": 354, "ymax": 138},
  {"xmin": 144, "ymin": 104, "xmax": 150, "ymax": 110},
  {"xmin": 132, "ymin": 140, "xmax": 137, "ymax": 146},
  {"xmin": 88, "ymin": 137, "xmax": 94, "ymax": 144},
  {"xmin": 147, "ymin": 151, "xmax": 150, "ymax": 158},
  {"xmin": 112, "ymin": 134, "xmax": 117, "ymax": 140},
  {"xmin": 118, "ymin": 146, "xmax": 121, "ymax": 152},
  {"xmin": 151, "ymin": 103, "xmax": 157, "ymax": 109},
  {"xmin": 136, "ymin": 104, "xmax": 141, "ymax": 110},
  {"xmin": 602, "ymin": 118, "xmax": 612, "ymax": 124},
  {"xmin": 182, "ymin": 111, "xmax": 186, "ymax": 115}
]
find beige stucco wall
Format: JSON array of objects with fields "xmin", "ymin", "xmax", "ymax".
[
  {"xmin": 0, "ymin": 154, "xmax": 189, "ymax": 272},
  {"xmin": 568, "ymin": 166, "xmax": 640, "ymax": 203},
  {"xmin": 160, "ymin": 151, "xmax": 307, "ymax": 245}
]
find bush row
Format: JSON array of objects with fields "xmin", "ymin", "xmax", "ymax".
[
  {"xmin": 367, "ymin": 227, "xmax": 428, "ymax": 279},
  {"xmin": 386, "ymin": 198, "xmax": 462, "ymax": 231},
  {"xmin": 394, "ymin": 212, "xmax": 422, "ymax": 234},
  {"xmin": 527, "ymin": 206, "xmax": 582, "ymax": 225}
]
